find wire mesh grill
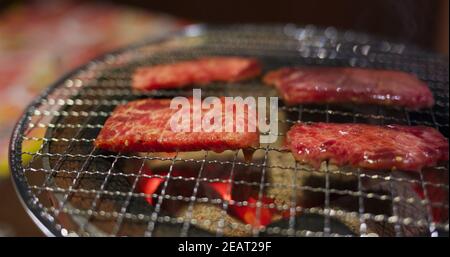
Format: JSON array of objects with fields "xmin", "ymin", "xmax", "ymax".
[{"xmin": 10, "ymin": 24, "xmax": 449, "ymax": 237}]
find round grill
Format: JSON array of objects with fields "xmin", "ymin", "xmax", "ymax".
[{"xmin": 9, "ymin": 24, "xmax": 449, "ymax": 237}]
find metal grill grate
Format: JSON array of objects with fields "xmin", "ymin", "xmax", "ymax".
[{"xmin": 10, "ymin": 24, "xmax": 449, "ymax": 237}]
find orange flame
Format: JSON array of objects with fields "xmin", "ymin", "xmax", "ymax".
[
  {"xmin": 138, "ymin": 168, "xmax": 280, "ymax": 227},
  {"xmin": 412, "ymin": 170, "xmax": 449, "ymax": 223}
]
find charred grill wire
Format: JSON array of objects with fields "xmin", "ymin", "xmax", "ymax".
[{"xmin": 10, "ymin": 25, "xmax": 449, "ymax": 237}]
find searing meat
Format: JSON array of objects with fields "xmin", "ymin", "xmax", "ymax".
[
  {"xmin": 286, "ymin": 123, "xmax": 448, "ymax": 171},
  {"xmin": 263, "ymin": 67, "xmax": 434, "ymax": 109},
  {"xmin": 94, "ymin": 98, "xmax": 259, "ymax": 152},
  {"xmin": 132, "ymin": 56, "xmax": 262, "ymax": 90}
]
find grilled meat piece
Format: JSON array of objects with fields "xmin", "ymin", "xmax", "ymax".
[
  {"xmin": 132, "ymin": 56, "xmax": 262, "ymax": 90},
  {"xmin": 263, "ymin": 67, "xmax": 434, "ymax": 109},
  {"xmin": 94, "ymin": 98, "xmax": 259, "ymax": 153},
  {"xmin": 286, "ymin": 123, "xmax": 448, "ymax": 171}
]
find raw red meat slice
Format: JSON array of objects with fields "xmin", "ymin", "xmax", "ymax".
[
  {"xmin": 132, "ymin": 56, "xmax": 262, "ymax": 90},
  {"xmin": 263, "ymin": 67, "xmax": 434, "ymax": 109},
  {"xmin": 94, "ymin": 98, "xmax": 259, "ymax": 152},
  {"xmin": 286, "ymin": 123, "xmax": 448, "ymax": 171}
]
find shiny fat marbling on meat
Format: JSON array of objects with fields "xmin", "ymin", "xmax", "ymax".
[
  {"xmin": 286, "ymin": 123, "xmax": 448, "ymax": 171},
  {"xmin": 263, "ymin": 67, "xmax": 434, "ymax": 109},
  {"xmin": 94, "ymin": 98, "xmax": 259, "ymax": 153}
]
